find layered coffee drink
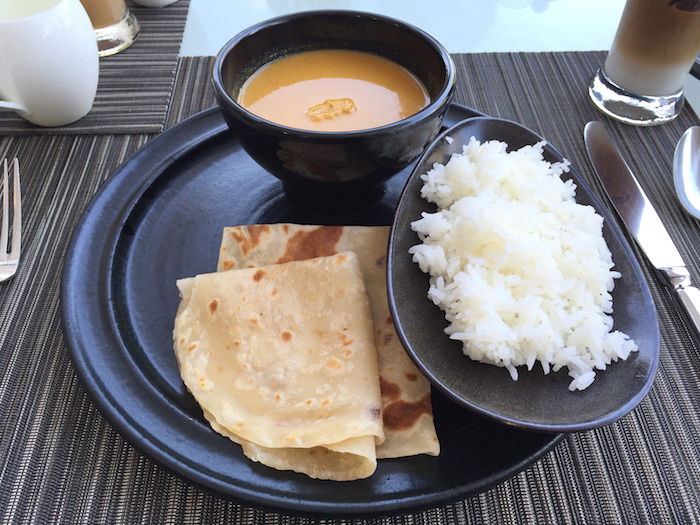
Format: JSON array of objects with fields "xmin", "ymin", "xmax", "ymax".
[
  {"xmin": 78, "ymin": 0, "xmax": 139, "ymax": 56},
  {"xmin": 604, "ymin": 0, "xmax": 700, "ymax": 96},
  {"xmin": 80, "ymin": 0, "xmax": 126, "ymax": 29}
]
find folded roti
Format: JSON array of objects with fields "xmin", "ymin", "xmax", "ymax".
[
  {"xmin": 218, "ymin": 224, "xmax": 439, "ymax": 458},
  {"xmin": 174, "ymin": 252, "xmax": 384, "ymax": 480}
]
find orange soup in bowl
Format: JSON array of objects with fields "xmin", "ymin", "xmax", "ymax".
[{"xmin": 237, "ymin": 49, "xmax": 430, "ymax": 132}]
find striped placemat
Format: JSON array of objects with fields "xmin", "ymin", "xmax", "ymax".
[
  {"xmin": 165, "ymin": 55, "xmax": 216, "ymax": 128},
  {"xmin": 0, "ymin": 0, "xmax": 189, "ymax": 135},
  {"xmin": 0, "ymin": 53, "xmax": 698, "ymax": 524}
]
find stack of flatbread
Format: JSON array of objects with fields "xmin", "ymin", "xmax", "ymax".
[{"xmin": 173, "ymin": 224, "xmax": 439, "ymax": 481}]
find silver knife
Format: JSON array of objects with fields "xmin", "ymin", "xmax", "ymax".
[{"xmin": 584, "ymin": 120, "xmax": 700, "ymax": 336}]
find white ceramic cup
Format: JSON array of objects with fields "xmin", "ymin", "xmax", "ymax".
[{"xmin": 0, "ymin": 0, "xmax": 99, "ymax": 127}]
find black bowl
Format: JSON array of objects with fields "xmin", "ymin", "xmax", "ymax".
[
  {"xmin": 387, "ymin": 116, "xmax": 660, "ymax": 433},
  {"xmin": 212, "ymin": 10, "xmax": 456, "ymax": 210}
]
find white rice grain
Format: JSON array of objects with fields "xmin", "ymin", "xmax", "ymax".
[{"xmin": 409, "ymin": 137, "xmax": 637, "ymax": 391}]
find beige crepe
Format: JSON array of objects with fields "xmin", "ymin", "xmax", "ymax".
[
  {"xmin": 218, "ymin": 224, "xmax": 440, "ymax": 458},
  {"xmin": 174, "ymin": 252, "xmax": 384, "ymax": 480}
]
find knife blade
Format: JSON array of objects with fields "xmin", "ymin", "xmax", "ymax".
[{"xmin": 584, "ymin": 120, "xmax": 700, "ymax": 337}]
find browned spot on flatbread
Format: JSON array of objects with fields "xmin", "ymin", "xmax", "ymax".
[
  {"xmin": 253, "ymin": 269, "xmax": 265, "ymax": 282},
  {"xmin": 386, "ymin": 316, "xmax": 393, "ymax": 325},
  {"xmin": 282, "ymin": 224, "xmax": 289, "ymax": 234},
  {"xmin": 339, "ymin": 331, "xmax": 353, "ymax": 347},
  {"xmin": 382, "ymin": 333, "xmax": 393, "ymax": 346},
  {"xmin": 276, "ymin": 226, "xmax": 344, "ymax": 264},
  {"xmin": 379, "ymin": 377, "xmax": 401, "ymax": 401},
  {"xmin": 188, "ymin": 343, "xmax": 197, "ymax": 353},
  {"xmin": 375, "ymin": 255, "xmax": 386, "ymax": 267},
  {"xmin": 326, "ymin": 358, "xmax": 341, "ymax": 370},
  {"xmin": 383, "ymin": 394, "xmax": 432, "ymax": 431},
  {"xmin": 281, "ymin": 331, "xmax": 292, "ymax": 342},
  {"xmin": 179, "ymin": 338, "xmax": 185, "ymax": 345},
  {"xmin": 229, "ymin": 225, "xmax": 270, "ymax": 255},
  {"xmin": 209, "ymin": 299, "xmax": 219, "ymax": 314},
  {"xmin": 248, "ymin": 225, "xmax": 269, "ymax": 249},
  {"xmin": 222, "ymin": 260, "xmax": 235, "ymax": 270},
  {"xmin": 406, "ymin": 373, "xmax": 418, "ymax": 382}
]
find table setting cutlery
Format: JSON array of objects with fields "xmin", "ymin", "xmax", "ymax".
[
  {"xmin": 0, "ymin": 158, "xmax": 21, "ymax": 283},
  {"xmin": 584, "ymin": 121, "xmax": 700, "ymax": 337},
  {"xmin": 673, "ymin": 126, "xmax": 700, "ymax": 221}
]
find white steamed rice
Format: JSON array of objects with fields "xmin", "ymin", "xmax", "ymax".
[{"xmin": 409, "ymin": 137, "xmax": 637, "ymax": 391}]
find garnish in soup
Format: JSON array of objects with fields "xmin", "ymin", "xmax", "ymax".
[{"xmin": 237, "ymin": 49, "xmax": 429, "ymax": 132}]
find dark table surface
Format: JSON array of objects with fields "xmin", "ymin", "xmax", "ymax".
[{"xmin": 0, "ymin": 4, "xmax": 699, "ymax": 522}]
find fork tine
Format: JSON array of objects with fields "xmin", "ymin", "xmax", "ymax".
[
  {"xmin": 1, "ymin": 159, "xmax": 8, "ymax": 255},
  {"xmin": 9, "ymin": 158, "xmax": 20, "ymax": 258}
]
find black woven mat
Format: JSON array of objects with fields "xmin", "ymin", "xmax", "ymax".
[
  {"xmin": 0, "ymin": 0, "xmax": 189, "ymax": 136},
  {"xmin": 1, "ymin": 53, "xmax": 699, "ymax": 524}
]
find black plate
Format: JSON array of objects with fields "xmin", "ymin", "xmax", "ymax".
[
  {"xmin": 61, "ymin": 105, "xmax": 562, "ymax": 518},
  {"xmin": 388, "ymin": 117, "xmax": 660, "ymax": 433}
]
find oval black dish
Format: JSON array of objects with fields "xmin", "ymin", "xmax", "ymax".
[{"xmin": 387, "ymin": 116, "xmax": 660, "ymax": 433}]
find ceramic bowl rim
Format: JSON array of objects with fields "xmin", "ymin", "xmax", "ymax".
[{"xmin": 211, "ymin": 9, "xmax": 456, "ymax": 140}]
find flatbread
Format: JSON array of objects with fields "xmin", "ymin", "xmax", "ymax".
[
  {"xmin": 218, "ymin": 224, "xmax": 439, "ymax": 458},
  {"xmin": 174, "ymin": 252, "xmax": 384, "ymax": 480}
]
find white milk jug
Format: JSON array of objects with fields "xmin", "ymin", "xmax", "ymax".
[{"xmin": 0, "ymin": 0, "xmax": 99, "ymax": 127}]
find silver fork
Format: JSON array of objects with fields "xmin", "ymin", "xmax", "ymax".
[{"xmin": 1, "ymin": 158, "xmax": 21, "ymax": 282}]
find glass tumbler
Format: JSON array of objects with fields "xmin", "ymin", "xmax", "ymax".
[
  {"xmin": 589, "ymin": 0, "xmax": 700, "ymax": 126},
  {"xmin": 80, "ymin": 0, "xmax": 140, "ymax": 57}
]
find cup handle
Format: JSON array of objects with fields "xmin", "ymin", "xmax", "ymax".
[{"xmin": 0, "ymin": 100, "xmax": 27, "ymax": 112}]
